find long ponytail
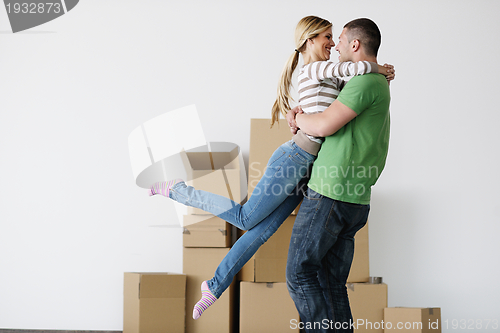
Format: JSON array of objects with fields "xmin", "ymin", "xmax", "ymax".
[{"xmin": 271, "ymin": 51, "xmax": 300, "ymax": 127}]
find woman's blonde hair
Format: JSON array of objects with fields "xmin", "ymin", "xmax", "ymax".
[{"xmin": 271, "ymin": 16, "xmax": 332, "ymax": 127}]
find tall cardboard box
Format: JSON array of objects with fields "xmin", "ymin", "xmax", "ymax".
[
  {"xmin": 123, "ymin": 273, "xmax": 186, "ymax": 333},
  {"xmin": 248, "ymin": 119, "xmax": 301, "ymax": 215},
  {"xmin": 184, "ymin": 142, "xmax": 244, "ymax": 215},
  {"xmin": 239, "ymin": 215, "xmax": 295, "ymax": 282},
  {"xmin": 347, "ymin": 222, "xmax": 369, "ymax": 283},
  {"xmin": 183, "ymin": 215, "xmax": 232, "ymax": 247},
  {"xmin": 347, "ymin": 282, "xmax": 388, "ymax": 333},
  {"xmin": 384, "ymin": 308, "xmax": 441, "ymax": 333},
  {"xmin": 183, "ymin": 248, "xmax": 235, "ymax": 333},
  {"xmin": 240, "ymin": 282, "xmax": 299, "ymax": 333}
]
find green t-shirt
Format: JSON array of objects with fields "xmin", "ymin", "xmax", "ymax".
[{"xmin": 308, "ymin": 73, "xmax": 391, "ymax": 205}]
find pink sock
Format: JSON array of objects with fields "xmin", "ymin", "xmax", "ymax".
[
  {"xmin": 149, "ymin": 179, "xmax": 183, "ymax": 197},
  {"xmin": 193, "ymin": 281, "xmax": 217, "ymax": 320}
]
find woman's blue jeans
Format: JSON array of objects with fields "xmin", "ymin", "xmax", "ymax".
[
  {"xmin": 207, "ymin": 177, "xmax": 308, "ymax": 298},
  {"xmin": 169, "ymin": 139, "xmax": 315, "ymax": 231},
  {"xmin": 169, "ymin": 140, "xmax": 315, "ymax": 298},
  {"xmin": 286, "ymin": 188, "xmax": 370, "ymax": 333}
]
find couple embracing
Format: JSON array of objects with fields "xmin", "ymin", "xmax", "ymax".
[{"xmin": 151, "ymin": 15, "xmax": 393, "ymax": 333}]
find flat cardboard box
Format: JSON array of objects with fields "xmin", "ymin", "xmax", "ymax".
[
  {"xmin": 184, "ymin": 142, "xmax": 244, "ymax": 215},
  {"xmin": 384, "ymin": 308, "xmax": 441, "ymax": 333},
  {"xmin": 123, "ymin": 272, "xmax": 186, "ymax": 333},
  {"xmin": 240, "ymin": 282, "xmax": 299, "ymax": 333},
  {"xmin": 347, "ymin": 222, "xmax": 369, "ymax": 283},
  {"xmin": 248, "ymin": 119, "xmax": 301, "ymax": 215},
  {"xmin": 183, "ymin": 215, "xmax": 232, "ymax": 248},
  {"xmin": 347, "ymin": 282, "xmax": 388, "ymax": 333},
  {"xmin": 183, "ymin": 248, "xmax": 235, "ymax": 333},
  {"xmin": 239, "ymin": 215, "xmax": 295, "ymax": 282}
]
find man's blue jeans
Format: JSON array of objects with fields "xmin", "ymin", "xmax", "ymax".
[{"xmin": 286, "ymin": 188, "xmax": 370, "ymax": 333}]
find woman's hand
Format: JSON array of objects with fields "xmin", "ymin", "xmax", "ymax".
[
  {"xmin": 287, "ymin": 106, "xmax": 303, "ymax": 134},
  {"xmin": 382, "ymin": 63, "xmax": 395, "ymax": 83}
]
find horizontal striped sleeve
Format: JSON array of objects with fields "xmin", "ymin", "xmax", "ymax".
[
  {"xmin": 304, "ymin": 61, "xmax": 380, "ymax": 81},
  {"xmin": 333, "ymin": 61, "xmax": 378, "ymax": 77}
]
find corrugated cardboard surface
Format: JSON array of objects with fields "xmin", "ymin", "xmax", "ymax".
[
  {"xmin": 123, "ymin": 272, "xmax": 186, "ymax": 333},
  {"xmin": 124, "ymin": 273, "xmax": 141, "ymax": 333},
  {"xmin": 347, "ymin": 222, "xmax": 370, "ymax": 283},
  {"xmin": 183, "ymin": 248, "xmax": 235, "ymax": 333},
  {"xmin": 384, "ymin": 308, "xmax": 441, "ymax": 333},
  {"xmin": 239, "ymin": 216, "xmax": 295, "ymax": 282},
  {"xmin": 183, "ymin": 215, "xmax": 232, "ymax": 248},
  {"xmin": 248, "ymin": 119, "xmax": 301, "ymax": 215},
  {"xmin": 347, "ymin": 283, "xmax": 388, "ymax": 333},
  {"xmin": 186, "ymin": 169, "xmax": 241, "ymax": 215},
  {"xmin": 185, "ymin": 146, "xmax": 242, "ymax": 215},
  {"xmin": 239, "ymin": 282, "xmax": 299, "ymax": 333}
]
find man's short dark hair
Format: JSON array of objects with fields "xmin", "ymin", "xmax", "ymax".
[{"xmin": 344, "ymin": 18, "xmax": 381, "ymax": 57}]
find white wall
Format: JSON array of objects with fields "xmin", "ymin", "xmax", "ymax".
[{"xmin": 1, "ymin": 0, "xmax": 499, "ymax": 331}]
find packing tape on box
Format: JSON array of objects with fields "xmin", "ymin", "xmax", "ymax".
[
  {"xmin": 128, "ymin": 105, "xmax": 247, "ymax": 227},
  {"xmin": 369, "ymin": 276, "xmax": 383, "ymax": 284},
  {"xmin": 182, "ymin": 227, "xmax": 226, "ymax": 236}
]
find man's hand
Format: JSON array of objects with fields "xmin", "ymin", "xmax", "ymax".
[
  {"xmin": 296, "ymin": 99, "xmax": 358, "ymax": 137},
  {"xmin": 286, "ymin": 106, "xmax": 303, "ymax": 135}
]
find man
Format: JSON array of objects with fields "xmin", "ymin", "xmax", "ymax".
[{"xmin": 285, "ymin": 18, "xmax": 391, "ymax": 332}]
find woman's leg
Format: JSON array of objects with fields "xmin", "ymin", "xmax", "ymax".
[
  {"xmin": 167, "ymin": 140, "xmax": 314, "ymax": 230},
  {"xmin": 192, "ymin": 176, "xmax": 308, "ymax": 319}
]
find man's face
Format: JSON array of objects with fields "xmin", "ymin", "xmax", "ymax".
[{"xmin": 335, "ymin": 28, "xmax": 352, "ymax": 62}]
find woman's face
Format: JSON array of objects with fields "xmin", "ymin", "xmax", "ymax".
[{"xmin": 308, "ymin": 27, "xmax": 335, "ymax": 62}]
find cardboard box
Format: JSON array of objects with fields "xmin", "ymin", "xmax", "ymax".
[
  {"xmin": 184, "ymin": 142, "xmax": 244, "ymax": 215},
  {"xmin": 239, "ymin": 215, "xmax": 368, "ymax": 283},
  {"xmin": 347, "ymin": 282, "xmax": 388, "ymax": 333},
  {"xmin": 240, "ymin": 282, "xmax": 299, "ymax": 333},
  {"xmin": 123, "ymin": 272, "xmax": 186, "ymax": 333},
  {"xmin": 384, "ymin": 308, "xmax": 441, "ymax": 333},
  {"xmin": 183, "ymin": 248, "xmax": 235, "ymax": 333},
  {"xmin": 239, "ymin": 215, "xmax": 295, "ymax": 282},
  {"xmin": 347, "ymin": 222, "xmax": 369, "ymax": 283},
  {"xmin": 248, "ymin": 119, "xmax": 301, "ymax": 215},
  {"xmin": 183, "ymin": 215, "xmax": 232, "ymax": 248}
]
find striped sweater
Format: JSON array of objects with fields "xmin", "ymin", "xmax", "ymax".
[{"xmin": 298, "ymin": 60, "xmax": 378, "ymax": 143}]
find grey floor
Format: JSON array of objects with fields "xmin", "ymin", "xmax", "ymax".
[{"xmin": 0, "ymin": 331, "xmax": 121, "ymax": 333}]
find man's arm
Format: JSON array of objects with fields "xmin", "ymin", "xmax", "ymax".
[{"xmin": 295, "ymin": 99, "xmax": 358, "ymax": 137}]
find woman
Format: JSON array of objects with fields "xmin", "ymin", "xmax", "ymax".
[{"xmin": 150, "ymin": 15, "xmax": 394, "ymax": 319}]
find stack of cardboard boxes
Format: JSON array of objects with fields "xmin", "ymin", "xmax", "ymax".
[
  {"xmin": 123, "ymin": 119, "xmax": 441, "ymax": 332},
  {"xmin": 238, "ymin": 119, "xmax": 299, "ymax": 333},
  {"xmin": 182, "ymin": 143, "xmax": 245, "ymax": 333},
  {"xmin": 239, "ymin": 119, "xmax": 384, "ymax": 333}
]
